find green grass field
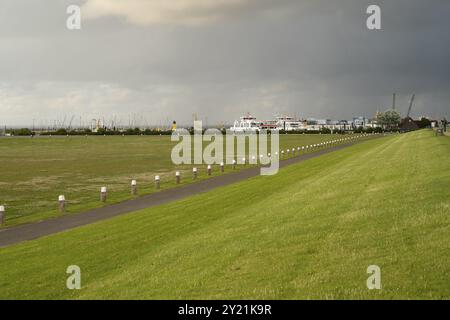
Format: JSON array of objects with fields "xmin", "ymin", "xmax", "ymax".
[
  {"xmin": 0, "ymin": 134, "xmax": 335, "ymax": 226},
  {"xmin": 0, "ymin": 130, "xmax": 448, "ymax": 299}
]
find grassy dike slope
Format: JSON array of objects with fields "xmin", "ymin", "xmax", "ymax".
[{"xmin": 0, "ymin": 130, "xmax": 448, "ymax": 299}]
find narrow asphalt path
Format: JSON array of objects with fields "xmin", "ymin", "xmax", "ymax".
[{"xmin": 0, "ymin": 139, "xmax": 374, "ymax": 248}]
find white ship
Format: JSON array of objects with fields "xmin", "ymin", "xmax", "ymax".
[
  {"xmin": 230, "ymin": 114, "xmax": 304, "ymax": 132},
  {"xmin": 229, "ymin": 113, "xmax": 379, "ymax": 132},
  {"xmin": 230, "ymin": 114, "xmax": 260, "ymax": 132},
  {"xmin": 275, "ymin": 115, "xmax": 303, "ymax": 131}
]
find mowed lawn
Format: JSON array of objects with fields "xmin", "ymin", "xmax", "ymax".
[
  {"xmin": 0, "ymin": 134, "xmax": 334, "ymax": 226},
  {"xmin": 0, "ymin": 130, "xmax": 448, "ymax": 299}
]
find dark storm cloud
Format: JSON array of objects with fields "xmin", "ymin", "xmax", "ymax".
[{"xmin": 0, "ymin": 0, "xmax": 449, "ymax": 126}]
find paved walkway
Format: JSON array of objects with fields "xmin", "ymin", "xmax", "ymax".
[{"xmin": 0, "ymin": 139, "xmax": 374, "ymax": 248}]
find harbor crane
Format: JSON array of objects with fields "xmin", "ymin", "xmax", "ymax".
[{"xmin": 406, "ymin": 94, "xmax": 415, "ymax": 118}]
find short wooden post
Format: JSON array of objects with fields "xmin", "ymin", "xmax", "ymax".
[
  {"xmin": 100, "ymin": 187, "xmax": 107, "ymax": 202},
  {"xmin": 176, "ymin": 171, "xmax": 181, "ymax": 184},
  {"xmin": 155, "ymin": 176, "xmax": 160, "ymax": 189},
  {"xmin": 220, "ymin": 162, "xmax": 224, "ymax": 173},
  {"xmin": 207, "ymin": 165, "xmax": 212, "ymax": 176},
  {"xmin": 193, "ymin": 167, "xmax": 198, "ymax": 179},
  {"xmin": 131, "ymin": 180, "xmax": 137, "ymax": 195},
  {"xmin": 0, "ymin": 205, "xmax": 5, "ymax": 225},
  {"xmin": 58, "ymin": 195, "xmax": 66, "ymax": 213}
]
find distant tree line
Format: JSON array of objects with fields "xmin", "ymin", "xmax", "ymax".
[
  {"xmin": 40, "ymin": 128, "xmax": 174, "ymax": 136},
  {"xmin": 5, "ymin": 120, "xmax": 433, "ymax": 137},
  {"xmin": 6, "ymin": 128, "xmax": 35, "ymax": 136},
  {"xmin": 5, "ymin": 128, "xmax": 174, "ymax": 136},
  {"xmin": 376, "ymin": 109, "xmax": 435, "ymax": 131}
]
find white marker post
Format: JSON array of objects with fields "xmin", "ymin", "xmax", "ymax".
[
  {"xmin": 232, "ymin": 159, "xmax": 237, "ymax": 169},
  {"xmin": 220, "ymin": 162, "xmax": 224, "ymax": 173},
  {"xmin": 100, "ymin": 187, "xmax": 107, "ymax": 202},
  {"xmin": 58, "ymin": 195, "xmax": 66, "ymax": 213},
  {"xmin": 207, "ymin": 165, "xmax": 212, "ymax": 176},
  {"xmin": 0, "ymin": 205, "xmax": 5, "ymax": 225},
  {"xmin": 155, "ymin": 175, "xmax": 160, "ymax": 189},
  {"xmin": 131, "ymin": 179, "xmax": 137, "ymax": 195},
  {"xmin": 193, "ymin": 167, "xmax": 198, "ymax": 179},
  {"xmin": 176, "ymin": 171, "xmax": 181, "ymax": 184}
]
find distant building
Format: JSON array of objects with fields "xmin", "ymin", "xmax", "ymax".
[
  {"xmin": 400, "ymin": 117, "xmax": 420, "ymax": 131},
  {"xmin": 353, "ymin": 116, "xmax": 367, "ymax": 128}
]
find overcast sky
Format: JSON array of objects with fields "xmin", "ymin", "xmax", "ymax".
[{"xmin": 0, "ymin": 0, "xmax": 449, "ymax": 127}]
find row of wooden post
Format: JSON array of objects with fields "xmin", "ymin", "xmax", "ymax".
[{"xmin": 0, "ymin": 134, "xmax": 375, "ymax": 225}]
